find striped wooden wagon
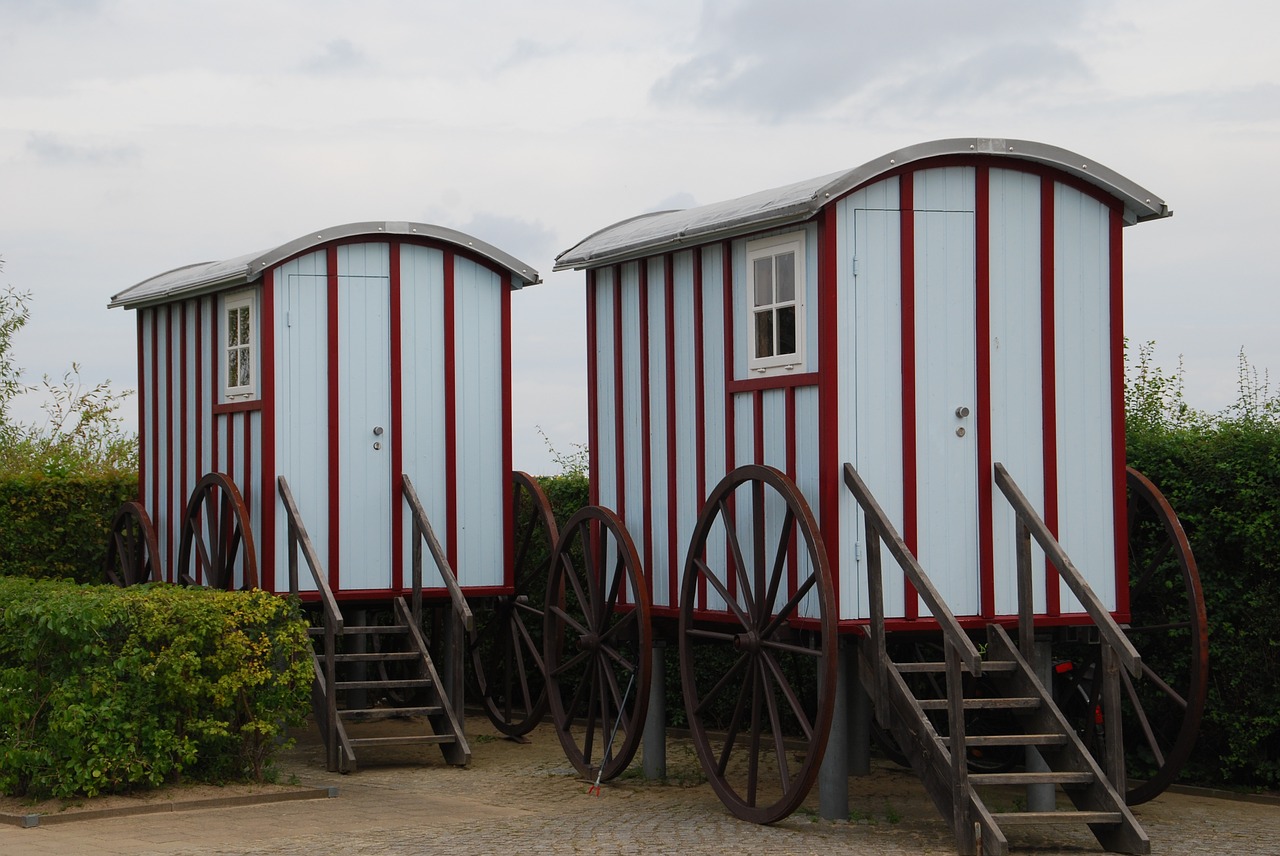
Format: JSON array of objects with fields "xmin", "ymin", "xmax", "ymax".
[{"xmin": 548, "ymin": 138, "xmax": 1207, "ymax": 855}]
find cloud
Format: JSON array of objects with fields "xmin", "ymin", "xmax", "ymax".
[
  {"xmin": 452, "ymin": 212, "xmax": 558, "ymax": 273},
  {"xmin": 651, "ymin": 0, "xmax": 1100, "ymax": 120},
  {"xmin": 301, "ymin": 39, "xmax": 372, "ymax": 75},
  {"xmin": 25, "ymin": 133, "xmax": 139, "ymax": 166}
]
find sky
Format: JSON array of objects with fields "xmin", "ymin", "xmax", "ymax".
[{"xmin": 1, "ymin": 0, "xmax": 1278, "ymax": 475}]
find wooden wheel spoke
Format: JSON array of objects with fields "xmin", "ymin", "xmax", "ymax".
[
  {"xmin": 1131, "ymin": 537, "xmax": 1174, "ymax": 599},
  {"xmin": 576, "ymin": 518, "xmax": 601, "ymax": 616},
  {"xmin": 716, "ymin": 665, "xmax": 755, "ymax": 776},
  {"xmin": 763, "ymin": 508, "xmax": 795, "ymax": 623},
  {"xmin": 718, "ymin": 499, "xmax": 756, "ymax": 617},
  {"xmin": 1128, "ymin": 620, "xmax": 1192, "ymax": 634},
  {"xmin": 760, "ymin": 648, "xmax": 813, "ymax": 740},
  {"xmin": 760, "ymin": 636, "xmax": 822, "ymax": 659},
  {"xmin": 1139, "ymin": 659, "xmax": 1188, "ymax": 709},
  {"xmin": 695, "ymin": 558, "xmax": 752, "ymax": 629},
  {"xmin": 600, "ymin": 549, "xmax": 625, "ymax": 627},
  {"xmin": 758, "ymin": 658, "xmax": 792, "ymax": 791},
  {"xmin": 548, "ymin": 604, "xmax": 590, "ymax": 640},
  {"xmin": 599, "ymin": 658, "xmax": 631, "ymax": 737},
  {"xmin": 687, "ymin": 627, "xmax": 737, "ymax": 643},
  {"xmin": 761, "ymin": 571, "xmax": 818, "ymax": 639},
  {"xmin": 1121, "ymin": 666, "xmax": 1166, "ymax": 767},
  {"xmin": 511, "ymin": 611, "xmax": 547, "ymax": 676},
  {"xmin": 598, "ymin": 608, "xmax": 638, "ymax": 646},
  {"xmin": 559, "ymin": 554, "xmax": 590, "ymax": 620},
  {"xmin": 693, "ymin": 652, "xmax": 751, "ymax": 718},
  {"xmin": 746, "ymin": 658, "xmax": 763, "ymax": 807}
]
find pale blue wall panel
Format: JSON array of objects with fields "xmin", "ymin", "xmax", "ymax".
[
  {"xmin": 1054, "ymin": 186, "xmax": 1116, "ymax": 611},
  {"xmin": 274, "ymin": 251, "xmax": 329, "ymax": 590},
  {"xmin": 399, "ymin": 245, "xmax": 448, "ymax": 588},
  {"xmin": 646, "ymin": 258, "xmax": 671, "ymax": 608},
  {"xmin": 593, "ymin": 270, "xmax": 617, "ymax": 514},
  {"xmin": 988, "ymin": 169, "xmax": 1048, "ymax": 615},
  {"xmin": 454, "ymin": 256, "xmax": 505, "ymax": 589},
  {"xmin": 671, "ymin": 250, "xmax": 699, "ymax": 609}
]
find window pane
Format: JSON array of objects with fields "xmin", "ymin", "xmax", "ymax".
[
  {"xmin": 776, "ymin": 252, "xmax": 795, "ymax": 302},
  {"xmin": 228, "ymin": 350, "xmax": 239, "ymax": 385},
  {"xmin": 755, "ymin": 310, "xmax": 774, "ymax": 358},
  {"xmin": 239, "ymin": 307, "xmax": 250, "ymax": 346},
  {"xmin": 227, "ymin": 309, "xmax": 237, "ymax": 347},
  {"xmin": 239, "ymin": 349, "xmax": 251, "ymax": 387},
  {"xmin": 753, "ymin": 257, "xmax": 773, "ymax": 306},
  {"xmin": 777, "ymin": 306, "xmax": 796, "ymax": 355}
]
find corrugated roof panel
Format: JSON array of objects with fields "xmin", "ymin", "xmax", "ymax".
[
  {"xmin": 110, "ymin": 221, "xmax": 542, "ymax": 309},
  {"xmin": 554, "ymin": 138, "xmax": 1171, "ymax": 270}
]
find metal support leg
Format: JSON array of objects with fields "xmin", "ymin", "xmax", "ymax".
[
  {"xmin": 1026, "ymin": 635, "xmax": 1056, "ymax": 812},
  {"xmin": 643, "ymin": 642, "xmax": 667, "ymax": 780},
  {"xmin": 819, "ymin": 640, "xmax": 850, "ymax": 820},
  {"xmin": 850, "ymin": 647, "xmax": 871, "ymax": 776}
]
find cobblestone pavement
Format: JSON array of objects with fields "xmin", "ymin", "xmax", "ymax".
[{"xmin": 5, "ymin": 715, "xmax": 1279, "ymax": 855}]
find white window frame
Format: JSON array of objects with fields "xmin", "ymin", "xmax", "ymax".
[
  {"xmin": 746, "ymin": 231, "xmax": 807, "ymax": 376},
  {"xmin": 222, "ymin": 290, "xmax": 257, "ymax": 400}
]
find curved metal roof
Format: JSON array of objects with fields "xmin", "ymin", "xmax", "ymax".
[
  {"xmin": 554, "ymin": 138, "xmax": 1171, "ymax": 271},
  {"xmin": 110, "ymin": 221, "xmax": 542, "ymax": 309}
]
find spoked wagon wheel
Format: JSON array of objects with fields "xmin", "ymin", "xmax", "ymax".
[
  {"xmin": 103, "ymin": 501, "xmax": 161, "ymax": 586},
  {"xmin": 543, "ymin": 506, "xmax": 651, "ymax": 781},
  {"xmin": 177, "ymin": 472, "xmax": 259, "ymax": 590},
  {"xmin": 1064, "ymin": 467, "xmax": 1209, "ymax": 805},
  {"xmin": 679, "ymin": 465, "xmax": 837, "ymax": 824},
  {"xmin": 470, "ymin": 471, "xmax": 561, "ymax": 737}
]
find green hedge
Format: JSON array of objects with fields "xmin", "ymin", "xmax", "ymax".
[
  {"xmin": 1128, "ymin": 419, "xmax": 1280, "ymax": 789},
  {"xmin": 0, "ymin": 471, "xmax": 137, "ymax": 583},
  {"xmin": 0, "ymin": 578, "xmax": 312, "ymax": 799}
]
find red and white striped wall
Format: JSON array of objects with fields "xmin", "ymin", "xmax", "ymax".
[
  {"xmin": 135, "ymin": 234, "xmax": 520, "ymax": 600},
  {"xmin": 586, "ymin": 155, "xmax": 1129, "ymax": 628}
]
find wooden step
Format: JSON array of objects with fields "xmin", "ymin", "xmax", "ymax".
[
  {"xmin": 336, "ymin": 678, "xmax": 433, "ymax": 691},
  {"xmin": 990, "ymin": 810, "xmax": 1123, "ymax": 826},
  {"xmin": 895, "ymin": 659, "xmax": 1018, "ymax": 674},
  {"xmin": 309, "ymin": 624, "xmax": 410, "ymax": 637},
  {"xmin": 970, "ymin": 771, "xmax": 1094, "ymax": 787},
  {"xmin": 347, "ymin": 734, "xmax": 457, "ymax": 748},
  {"xmin": 942, "ymin": 733, "xmax": 1068, "ymax": 748},
  {"xmin": 339, "ymin": 705, "xmax": 442, "ymax": 720},
  {"xmin": 334, "ymin": 651, "xmax": 420, "ymax": 663},
  {"xmin": 917, "ymin": 696, "xmax": 1040, "ymax": 711}
]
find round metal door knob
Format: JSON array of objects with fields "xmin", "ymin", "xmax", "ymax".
[{"xmin": 955, "ymin": 427, "xmax": 966, "ymax": 437}]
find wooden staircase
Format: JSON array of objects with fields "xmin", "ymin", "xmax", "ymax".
[
  {"xmin": 308, "ymin": 597, "xmax": 470, "ymax": 772},
  {"xmin": 844, "ymin": 463, "xmax": 1149, "ymax": 856},
  {"xmin": 280, "ymin": 475, "xmax": 473, "ymax": 774}
]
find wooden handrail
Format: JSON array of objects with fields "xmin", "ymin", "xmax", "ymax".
[
  {"xmin": 277, "ymin": 477, "xmax": 343, "ymax": 632},
  {"xmin": 992, "ymin": 462, "xmax": 1141, "ymax": 677},
  {"xmin": 401, "ymin": 475, "xmax": 474, "ymax": 633},
  {"xmin": 842, "ymin": 463, "xmax": 983, "ymax": 675},
  {"xmin": 277, "ymin": 475, "xmax": 346, "ymax": 771}
]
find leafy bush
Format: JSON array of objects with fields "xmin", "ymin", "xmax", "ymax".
[
  {"xmin": 0, "ymin": 471, "xmax": 138, "ymax": 583},
  {"xmin": 0, "ymin": 578, "xmax": 312, "ymax": 799},
  {"xmin": 1125, "ymin": 344, "xmax": 1280, "ymax": 788}
]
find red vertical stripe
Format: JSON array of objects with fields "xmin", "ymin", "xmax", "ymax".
[
  {"xmin": 260, "ymin": 272, "xmax": 276, "ymax": 593},
  {"xmin": 501, "ymin": 273, "xmax": 514, "ymax": 590},
  {"xmin": 639, "ymin": 261, "xmax": 653, "ymax": 598},
  {"xmin": 196, "ymin": 298, "xmax": 204, "ymax": 487},
  {"xmin": 389, "ymin": 244, "xmax": 404, "ymax": 592},
  {"xmin": 179, "ymin": 304, "xmax": 188, "ymax": 555},
  {"xmin": 443, "ymin": 250, "xmax": 459, "ymax": 571},
  {"xmin": 664, "ymin": 254, "xmax": 679, "ymax": 607},
  {"xmin": 149, "ymin": 310, "xmax": 161, "ymax": 577},
  {"xmin": 613, "ymin": 265, "xmax": 625, "ymax": 520},
  {"xmin": 136, "ymin": 313, "xmax": 146, "ymax": 504},
  {"xmin": 166, "ymin": 306, "xmax": 176, "ymax": 579},
  {"xmin": 210, "ymin": 297, "xmax": 221, "ymax": 476},
  {"xmin": 1109, "ymin": 208, "xmax": 1129, "ymax": 615},
  {"xmin": 817, "ymin": 206, "xmax": 840, "ymax": 620},
  {"xmin": 786, "ymin": 384, "xmax": 799, "ymax": 595},
  {"xmin": 900, "ymin": 173, "xmax": 919, "ymax": 619},
  {"xmin": 693, "ymin": 249, "xmax": 708, "ymax": 609},
  {"xmin": 1040, "ymin": 177, "xmax": 1061, "ymax": 615},
  {"xmin": 975, "ymin": 167, "xmax": 996, "ymax": 618},
  {"xmin": 327, "ymin": 245, "xmax": 341, "ymax": 591},
  {"xmin": 586, "ymin": 271, "xmax": 599, "ymax": 508}
]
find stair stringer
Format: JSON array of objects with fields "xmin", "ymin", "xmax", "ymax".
[
  {"xmin": 310, "ymin": 653, "xmax": 357, "ymax": 772},
  {"xmin": 857, "ymin": 636, "xmax": 1007, "ymax": 856},
  {"xmin": 394, "ymin": 597, "xmax": 471, "ymax": 766},
  {"xmin": 983, "ymin": 624, "xmax": 1149, "ymax": 854}
]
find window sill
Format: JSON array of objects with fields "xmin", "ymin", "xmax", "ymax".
[
  {"xmin": 728, "ymin": 371, "xmax": 819, "ymax": 393},
  {"xmin": 214, "ymin": 399, "xmax": 263, "ymax": 414}
]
